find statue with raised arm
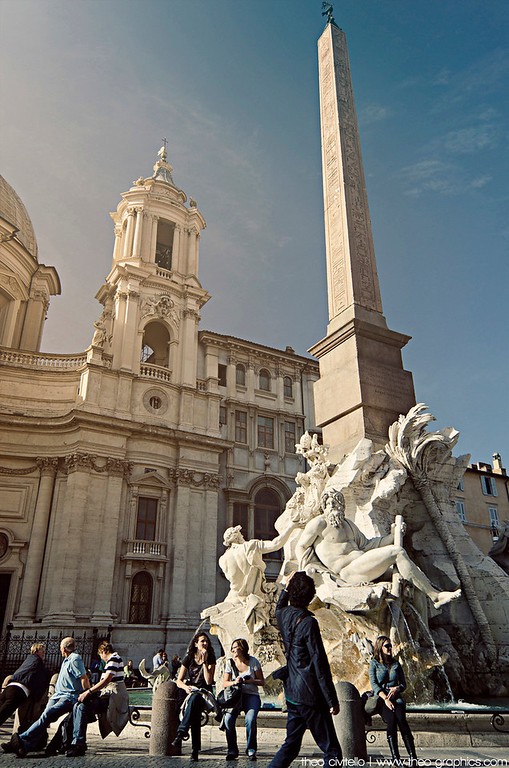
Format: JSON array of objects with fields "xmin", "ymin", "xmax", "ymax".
[
  {"xmin": 219, "ymin": 522, "xmax": 298, "ymax": 633},
  {"xmin": 297, "ymin": 489, "xmax": 461, "ymax": 610}
]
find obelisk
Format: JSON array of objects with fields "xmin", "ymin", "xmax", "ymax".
[{"xmin": 309, "ymin": 14, "xmax": 416, "ymax": 461}]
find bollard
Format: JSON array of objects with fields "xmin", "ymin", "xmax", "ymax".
[
  {"xmin": 149, "ymin": 679, "xmax": 180, "ymax": 756},
  {"xmin": 333, "ymin": 680, "xmax": 368, "ymax": 761}
]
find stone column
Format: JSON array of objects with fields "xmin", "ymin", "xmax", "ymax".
[
  {"xmin": 120, "ymin": 286, "xmax": 140, "ymax": 371},
  {"xmin": 16, "ymin": 458, "xmax": 58, "ymax": 620},
  {"xmin": 150, "ymin": 215, "xmax": 159, "ymax": 263},
  {"xmin": 122, "ymin": 208, "xmax": 136, "ymax": 260},
  {"xmin": 132, "ymin": 208, "xmax": 144, "ymax": 259},
  {"xmin": 172, "ymin": 225, "xmax": 182, "ymax": 272},
  {"xmin": 112, "ymin": 224, "xmax": 122, "ymax": 262}
]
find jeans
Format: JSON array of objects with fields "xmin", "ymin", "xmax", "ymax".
[
  {"xmin": 19, "ymin": 694, "xmax": 76, "ymax": 752},
  {"xmin": 224, "ymin": 692, "xmax": 260, "ymax": 755},
  {"xmin": 72, "ymin": 694, "xmax": 109, "ymax": 746},
  {"xmin": 380, "ymin": 698, "xmax": 412, "ymax": 742},
  {"xmin": 177, "ymin": 691, "xmax": 206, "ymax": 753},
  {"xmin": 268, "ymin": 701, "xmax": 342, "ymax": 768}
]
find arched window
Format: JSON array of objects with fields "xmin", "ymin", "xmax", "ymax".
[
  {"xmin": 236, "ymin": 364, "xmax": 246, "ymax": 386},
  {"xmin": 140, "ymin": 321, "xmax": 170, "ymax": 367},
  {"xmin": 129, "ymin": 571, "xmax": 153, "ymax": 624},
  {"xmin": 254, "ymin": 489, "xmax": 282, "ymax": 562},
  {"xmin": 283, "ymin": 376, "xmax": 293, "ymax": 398},
  {"xmin": 259, "ymin": 368, "xmax": 271, "ymax": 392}
]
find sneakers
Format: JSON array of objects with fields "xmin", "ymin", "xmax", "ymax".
[
  {"xmin": 226, "ymin": 752, "xmax": 239, "ymax": 760},
  {"xmin": 247, "ymin": 749, "xmax": 257, "ymax": 761},
  {"xmin": 171, "ymin": 734, "xmax": 183, "ymax": 749},
  {"xmin": 191, "ymin": 750, "xmax": 199, "ymax": 761}
]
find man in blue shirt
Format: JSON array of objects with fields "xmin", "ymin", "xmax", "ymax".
[{"xmin": 12, "ymin": 636, "xmax": 89, "ymax": 758}]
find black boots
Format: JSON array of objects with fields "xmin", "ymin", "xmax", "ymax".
[
  {"xmin": 402, "ymin": 732, "xmax": 418, "ymax": 766},
  {"xmin": 387, "ymin": 735, "xmax": 403, "ymax": 766}
]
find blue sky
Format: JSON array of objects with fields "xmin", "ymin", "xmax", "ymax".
[{"xmin": 1, "ymin": 0, "xmax": 507, "ymax": 465}]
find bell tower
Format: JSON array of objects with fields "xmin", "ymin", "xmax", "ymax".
[{"xmin": 94, "ymin": 142, "xmax": 209, "ymax": 386}]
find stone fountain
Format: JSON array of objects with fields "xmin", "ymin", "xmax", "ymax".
[{"xmin": 202, "ymin": 404, "xmax": 509, "ymax": 702}]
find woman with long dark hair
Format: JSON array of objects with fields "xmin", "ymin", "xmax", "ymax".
[
  {"xmin": 369, "ymin": 635, "xmax": 417, "ymax": 766},
  {"xmin": 222, "ymin": 637, "xmax": 264, "ymax": 761},
  {"xmin": 172, "ymin": 632, "xmax": 216, "ymax": 761}
]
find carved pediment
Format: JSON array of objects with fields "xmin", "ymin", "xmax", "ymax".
[{"xmin": 129, "ymin": 469, "xmax": 171, "ymax": 489}]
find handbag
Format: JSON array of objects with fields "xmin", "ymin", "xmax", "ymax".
[
  {"xmin": 362, "ymin": 691, "xmax": 380, "ymax": 716},
  {"xmin": 216, "ymin": 659, "xmax": 243, "ymax": 711},
  {"xmin": 216, "ymin": 682, "xmax": 243, "ymax": 710}
]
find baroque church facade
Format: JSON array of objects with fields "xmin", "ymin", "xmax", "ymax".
[{"xmin": 0, "ymin": 147, "xmax": 319, "ymax": 660}]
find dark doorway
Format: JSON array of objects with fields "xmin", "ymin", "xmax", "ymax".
[{"xmin": 0, "ymin": 573, "xmax": 12, "ymax": 633}]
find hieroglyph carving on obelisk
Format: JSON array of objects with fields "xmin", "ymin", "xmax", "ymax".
[{"xmin": 318, "ymin": 23, "xmax": 384, "ymax": 329}]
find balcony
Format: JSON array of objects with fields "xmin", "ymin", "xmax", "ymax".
[
  {"xmin": 124, "ymin": 539, "xmax": 167, "ymax": 560},
  {"xmin": 140, "ymin": 364, "xmax": 172, "ymax": 383}
]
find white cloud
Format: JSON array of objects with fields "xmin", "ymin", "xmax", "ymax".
[
  {"xmin": 442, "ymin": 125, "xmax": 498, "ymax": 154},
  {"xmin": 359, "ymin": 103, "xmax": 390, "ymax": 126}
]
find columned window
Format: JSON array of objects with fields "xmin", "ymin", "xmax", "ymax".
[{"xmin": 136, "ymin": 497, "xmax": 158, "ymax": 541}]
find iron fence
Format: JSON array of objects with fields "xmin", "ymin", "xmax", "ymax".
[{"xmin": 0, "ymin": 627, "xmax": 111, "ymax": 680}]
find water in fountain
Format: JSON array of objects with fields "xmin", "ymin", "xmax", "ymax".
[
  {"xmin": 386, "ymin": 600, "xmax": 435, "ymax": 703},
  {"xmin": 406, "ymin": 603, "xmax": 455, "ymax": 703}
]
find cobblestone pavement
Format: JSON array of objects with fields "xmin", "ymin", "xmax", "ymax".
[{"xmin": 1, "ymin": 722, "xmax": 507, "ymax": 767}]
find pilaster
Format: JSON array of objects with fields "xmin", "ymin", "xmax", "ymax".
[{"xmin": 16, "ymin": 458, "xmax": 58, "ymax": 620}]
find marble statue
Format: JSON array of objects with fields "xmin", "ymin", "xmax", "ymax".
[
  {"xmin": 296, "ymin": 488, "xmax": 461, "ymax": 610},
  {"xmin": 203, "ymin": 406, "xmax": 509, "ymax": 700},
  {"xmin": 218, "ymin": 522, "xmax": 298, "ymax": 634},
  {"xmin": 91, "ymin": 318, "xmax": 108, "ymax": 348}
]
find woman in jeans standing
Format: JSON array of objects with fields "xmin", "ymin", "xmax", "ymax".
[{"xmin": 223, "ymin": 638, "xmax": 264, "ymax": 761}]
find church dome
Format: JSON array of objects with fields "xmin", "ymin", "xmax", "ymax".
[{"xmin": 0, "ymin": 175, "xmax": 38, "ymax": 261}]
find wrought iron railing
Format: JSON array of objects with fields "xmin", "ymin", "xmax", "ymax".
[{"xmin": 0, "ymin": 627, "xmax": 110, "ymax": 680}]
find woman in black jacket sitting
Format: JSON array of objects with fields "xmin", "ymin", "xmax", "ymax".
[{"xmin": 0, "ymin": 643, "xmax": 50, "ymax": 729}]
